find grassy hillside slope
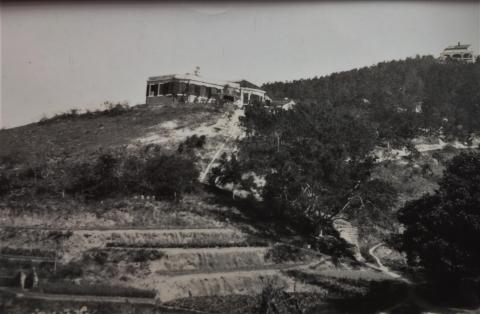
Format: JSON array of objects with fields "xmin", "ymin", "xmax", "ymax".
[{"xmin": 0, "ymin": 104, "xmax": 226, "ymax": 163}]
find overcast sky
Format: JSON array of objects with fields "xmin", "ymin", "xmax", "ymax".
[{"xmin": 1, "ymin": 1, "xmax": 479, "ymax": 128}]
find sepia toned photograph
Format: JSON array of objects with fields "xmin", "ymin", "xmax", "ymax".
[{"xmin": 1, "ymin": 1, "xmax": 480, "ymax": 313}]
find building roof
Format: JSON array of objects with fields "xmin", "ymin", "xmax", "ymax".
[
  {"xmin": 270, "ymin": 98, "xmax": 296, "ymax": 106},
  {"xmin": 233, "ymin": 80, "xmax": 262, "ymax": 90},
  {"xmin": 148, "ymin": 74, "xmax": 240, "ymax": 88},
  {"xmin": 444, "ymin": 43, "xmax": 471, "ymax": 51}
]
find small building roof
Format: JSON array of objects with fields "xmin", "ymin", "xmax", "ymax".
[
  {"xmin": 233, "ymin": 80, "xmax": 262, "ymax": 90},
  {"xmin": 444, "ymin": 43, "xmax": 471, "ymax": 51},
  {"xmin": 148, "ymin": 74, "xmax": 240, "ymax": 89},
  {"xmin": 270, "ymin": 98, "xmax": 296, "ymax": 106}
]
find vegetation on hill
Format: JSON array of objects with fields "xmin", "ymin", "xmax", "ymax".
[
  {"xmin": 209, "ymin": 57, "xmax": 480, "ymax": 257},
  {"xmin": 0, "ymin": 102, "xmax": 222, "ymax": 165},
  {"xmin": 263, "ymin": 56, "xmax": 480, "ymax": 144},
  {"xmin": 0, "ymin": 102, "xmax": 226, "ymax": 213},
  {"xmin": 398, "ymin": 152, "xmax": 480, "ymax": 283},
  {"xmin": 210, "ymin": 101, "xmax": 398, "ymax": 255},
  {"xmin": 0, "ymin": 142, "xmax": 200, "ymax": 202},
  {"xmin": 2, "ymin": 59, "xmax": 480, "ymax": 312}
]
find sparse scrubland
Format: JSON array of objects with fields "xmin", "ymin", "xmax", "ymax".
[{"xmin": 2, "ymin": 57, "xmax": 480, "ymax": 312}]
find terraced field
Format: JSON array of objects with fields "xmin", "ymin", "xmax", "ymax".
[
  {"xmin": 0, "ymin": 223, "xmax": 327, "ymax": 311},
  {"xmin": 72, "ymin": 227, "xmax": 322, "ymax": 301}
]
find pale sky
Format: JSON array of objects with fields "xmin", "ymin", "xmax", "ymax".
[{"xmin": 1, "ymin": 1, "xmax": 479, "ymax": 128}]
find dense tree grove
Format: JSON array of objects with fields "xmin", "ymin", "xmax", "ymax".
[
  {"xmin": 263, "ymin": 56, "xmax": 480, "ymax": 143},
  {"xmin": 211, "ymin": 102, "xmax": 397, "ymax": 237},
  {"xmin": 398, "ymin": 152, "xmax": 480, "ymax": 282},
  {"xmin": 211, "ymin": 57, "xmax": 480, "ymax": 242}
]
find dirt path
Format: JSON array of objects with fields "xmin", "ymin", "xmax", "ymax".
[
  {"xmin": 0, "ymin": 226, "xmax": 229, "ymax": 232},
  {"xmin": 200, "ymin": 143, "xmax": 226, "ymax": 182},
  {"xmin": 108, "ymin": 246, "xmax": 269, "ymax": 254},
  {"xmin": 0, "ymin": 254, "xmax": 55, "ymax": 263},
  {"xmin": 0, "ymin": 286, "xmax": 156, "ymax": 305},
  {"xmin": 157, "ymin": 261, "xmax": 307, "ymax": 277},
  {"xmin": 0, "ymin": 287, "xmax": 209, "ymax": 313},
  {"xmin": 199, "ymin": 107, "xmax": 244, "ymax": 183},
  {"xmin": 367, "ymin": 242, "xmax": 405, "ymax": 281}
]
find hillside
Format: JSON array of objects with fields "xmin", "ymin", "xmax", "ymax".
[
  {"xmin": 0, "ymin": 100, "xmax": 419, "ymax": 313},
  {"xmin": 263, "ymin": 56, "xmax": 480, "ymax": 144},
  {"xmin": 2, "ymin": 59, "xmax": 480, "ymax": 313},
  {"xmin": 0, "ymin": 103, "xmax": 235, "ymax": 165}
]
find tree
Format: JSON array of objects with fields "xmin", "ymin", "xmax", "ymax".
[
  {"xmin": 143, "ymin": 154, "xmax": 199, "ymax": 201},
  {"xmin": 65, "ymin": 153, "xmax": 119, "ymax": 199},
  {"xmin": 212, "ymin": 102, "xmax": 396, "ymax": 237},
  {"xmin": 398, "ymin": 152, "xmax": 480, "ymax": 281},
  {"xmin": 263, "ymin": 56, "xmax": 480, "ymax": 144},
  {"xmin": 209, "ymin": 153, "xmax": 244, "ymax": 198},
  {"xmin": 0, "ymin": 171, "xmax": 11, "ymax": 196},
  {"xmin": 47, "ymin": 231, "xmax": 73, "ymax": 274}
]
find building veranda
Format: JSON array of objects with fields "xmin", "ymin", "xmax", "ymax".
[{"xmin": 146, "ymin": 73, "xmax": 267, "ymax": 107}]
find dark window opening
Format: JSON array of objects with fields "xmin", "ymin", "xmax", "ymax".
[
  {"xmin": 194, "ymin": 85, "xmax": 201, "ymax": 96},
  {"xmin": 150, "ymin": 84, "xmax": 158, "ymax": 96},
  {"xmin": 250, "ymin": 94, "xmax": 261, "ymax": 103},
  {"xmin": 171, "ymin": 82, "xmax": 180, "ymax": 95},
  {"xmin": 200, "ymin": 86, "xmax": 207, "ymax": 97},
  {"xmin": 160, "ymin": 83, "xmax": 169, "ymax": 95},
  {"xmin": 188, "ymin": 84, "xmax": 195, "ymax": 95},
  {"xmin": 209, "ymin": 87, "xmax": 220, "ymax": 98},
  {"xmin": 223, "ymin": 95, "xmax": 234, "ymax": 102},
  {"xmin": 179, "ymin": 82, "xmax": 187, "ymax": 94},
  {"xmin": 165, "ymin": 82, "xmax": 173, "ymax": 95}
]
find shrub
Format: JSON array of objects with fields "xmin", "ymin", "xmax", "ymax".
[
  {"xmin": 0, "ymin": 247, "xmax": 56, "ymax": 258},
  {"xmin": 90, "ymin": 250, "xmax": 109, "ymax": 265},
  {"xmin": 93, "ymin": 153, "xmax": 119, "ymax": 197},
  {"xmin": 266, "ymin": 244, "xmax": 310, "ymax": 264},
  {"xmin": 100, "ymin": 102, "xmax": 131, "ymax": 116},
  {"xmin": 314, "ymin": 235, "xmax": 355, "ymax": 261},
  {"xmin": 130, "ymin": 249, "xmax": 164, "ymax": 263},
  {"xmin": 0, "ymin": 171, "xmax": 11, "ymax": 196},
  {"xmin": 37, "ymin": 109, "xmax": 81, "ymax": 125},
  {"xmin": 65, "ymin": 153, "xmax": 119, "ymax": 199},
  {"xmin": 65, "ymin": 162, "xmax": 97, "ymax": 198},
  {"xmin": 0, "ymin": 276, "xmax": 15, "ymax": 287},
  {"xmin": 2, "ymin": 145, "xmax": 199, "ymax": 201},
  {"xmin": 52, "ymin": 262, "xmax": 84, "ymax": 279},
  {"xmin": 143, "ymin": 155, "xmax": 199, "ymax": 200},
  {"xmin": 257, "ymin": 281, "xmax": 302, "ymax": 314},
  {"xmin": 177, "ymin": 134, "xmax": 206, "ymax": 154},
  {"xmin": 37, "ymin": 102, "xmax": 132, "ymax": 125},
  {"xmin": 120, "ymin": 154, "xmax": 146, "ymax": 194}
]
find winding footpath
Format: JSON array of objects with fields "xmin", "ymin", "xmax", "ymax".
[{"xmin": 366, "ymin": 242, "xmax": 407, "ymax": 282}]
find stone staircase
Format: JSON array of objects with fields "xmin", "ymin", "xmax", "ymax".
[{"xmin": 332, "ymin": 219, "xmax": 365, "ymax": 262}]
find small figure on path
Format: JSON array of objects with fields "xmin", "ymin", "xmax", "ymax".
[
  {"xmin": 25, "ymin": 266, "xmax": 39, "ymax": 289},
  {"xmin": 15, "ymin": 270, "xmax": 26, "ymax": 290}
]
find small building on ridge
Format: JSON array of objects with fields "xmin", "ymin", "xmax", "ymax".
[
  {"xmin": 146, "ymin": 74, "xmax": 266, "ymax": 106},
  {"xmin": 439, "ymin": 42, "xmax": 475, "ymax": 63}
]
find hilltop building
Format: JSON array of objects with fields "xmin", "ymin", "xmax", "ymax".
[
  {"xmin": 269, "ymin": 98, "xmax": 296, "ymax": 111},
  {"xmin": 146, "ymin": 74, "xmax": 266, "ymax": 106},
  {"xmin": 439, "ymin": 42, "xmax": 475, "ymax": 63}
]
